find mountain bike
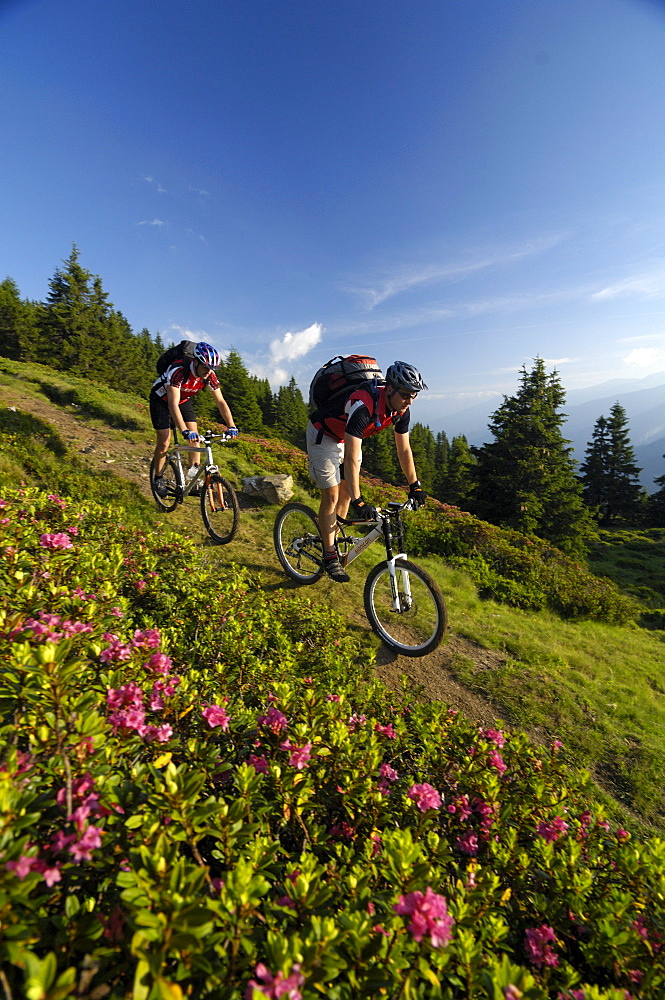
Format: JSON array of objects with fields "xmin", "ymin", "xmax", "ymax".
[
  {"xmin": 150, "ymin": 430, "xmax": 240, "ymax": 544},
  {"xmin": 273, "ymin": 499, "xmax": 447, "ymax": 656}
]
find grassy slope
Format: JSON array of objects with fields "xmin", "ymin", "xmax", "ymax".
[{"xmin": 1, "ymin": 356, "xmax": 665, "ymax": 833}]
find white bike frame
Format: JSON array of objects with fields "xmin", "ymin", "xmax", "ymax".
[{"xmin": 337, "ymin": 508, "xmax": 413, "ymax": 611}]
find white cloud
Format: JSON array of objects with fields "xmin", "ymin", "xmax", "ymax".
[
  {"xmin": 623, "ymin": 347, "xmax": 664, "ymax": 367},
  {"xmin": 542, "ymin": 357, "xmax": 575, "ymax": 366},
  {"xmin": 137, "ymin": 219, "xmax": 165, "ymax": 227},
  {"xmin": 269, "ymin": 322, "xmax": 323, "ymax": 363}
]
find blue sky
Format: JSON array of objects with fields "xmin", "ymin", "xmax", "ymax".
[{"xmin": 2, "ymin": 0, "xmax": 665, "ymax": 431}]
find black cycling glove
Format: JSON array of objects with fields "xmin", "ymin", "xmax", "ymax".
[
  {"xmin": 408, "ymin": 480, "xmax": 427, "ymax": 508},
  {"xmin": 350, "ymin": 497, "xmax": 379, "ymax": 521}
]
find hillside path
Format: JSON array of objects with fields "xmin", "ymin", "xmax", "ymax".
[{"xmin": 2, "ymin": 384, "xmax": 508, "ymax": 730}]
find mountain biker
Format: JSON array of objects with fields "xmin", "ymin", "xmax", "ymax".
[
  {"xmin": 306, "ymin": 360, "xmax": 428, "ymax": 583},
  {"xmin": 150, "ymin": 342, "xmax": 238, "ymax": 497}
]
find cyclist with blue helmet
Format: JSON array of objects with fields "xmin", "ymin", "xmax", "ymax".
[{"xmin": 150, "ymin": 342, "xmax": 238, "ymax": 497}]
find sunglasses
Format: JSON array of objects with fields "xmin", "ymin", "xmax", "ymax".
[{"xmin": 392, "ymin": 389, "xmax": 418, "ymax": 403}]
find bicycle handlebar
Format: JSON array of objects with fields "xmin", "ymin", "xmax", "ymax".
[{"xmin": 337, "ymin": 496, "xmax": 420, "ymax": 525}]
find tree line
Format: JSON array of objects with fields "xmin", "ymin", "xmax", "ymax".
[{"xmin": 2, "ymin": 248, "xmax": 664, "ymax": 554}]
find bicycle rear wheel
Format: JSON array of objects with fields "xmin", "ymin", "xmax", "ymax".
[
  {"xmin": 150, "ymin": 458, "xmax": 179, "ymax": 512},
  {"xmin": 201, "ymin": 474, "xmax": 240, "ymax": 544},
  {"xmin": 364, "ymin": 559, "xmax": 447, "ymax": 657},
  {"xmin": 273, "ymin": 503, "xmax": 324, "ymax": 584}
]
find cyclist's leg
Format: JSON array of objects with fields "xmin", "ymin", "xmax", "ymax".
[
  {"xmin": 150, "ymin": 391, "xmax": 173, "ymax": 476},
  {"xmin": 306, "ymin": 422, "xmax": 344, "ymax": 551},
  {"xmin": 179, "ymin": 400, "xmax": 199, "ymax": 471}
]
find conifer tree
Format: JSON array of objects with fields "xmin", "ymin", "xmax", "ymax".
[
  {"xmin": 274, "ymin": 377, "xmax": 308, "ymax": 447},
  {"xmin": 472, "ymin": 358, "xmax": 594, "ymax": 555},
  {"xmin": 648, "ymin": 456, "xmax": 665, "ymax": 527},
  {"xmin": 580, "ymin": 403, "xmax": 644, "ymax": 523},
  {"xmin": 0, "ymin": 278, "xmax": 37, "ymax": 360},
  {"xmin": 361, "ymin": 426, "xmax": 398, "ymax": 484},
  {"xmin": 216, "ymin": 349, "xmax": 265, "ymax": 431},
  {"xmin": 432, "ymin": 430, "xmax": 450, "ymax": 501},
  {"xmin": 408, "ymin": 423, "xmax": 437, "ymax": 492},
  {"xmin": 440, "ymin": 434, "xmax": 476, "ymax": 509},
  {"xmin": 252, "ymin": 377, "xmax": 275, "ymax": 427}
]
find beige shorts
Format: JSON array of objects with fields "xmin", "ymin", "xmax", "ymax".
[{"xmin": 306, "ymin": 421, "xmax": 346, "ymax": 489}]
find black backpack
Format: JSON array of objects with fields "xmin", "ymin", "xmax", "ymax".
[
  {"xmin": 308, "ymin": 354, "xmax": 383, "ymax": 417},
  {"xmin": 156, "ymin": 340, "xmax": 197, "ymax": 376}
]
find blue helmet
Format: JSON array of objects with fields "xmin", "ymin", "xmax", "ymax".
[{"xmin": 193, "ymin": 342, "xmax": 220, "ymax": 368}]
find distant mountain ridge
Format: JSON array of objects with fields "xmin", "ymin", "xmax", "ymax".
[{"xmin": 429, "ymin": 372, "xmax": 665, "ymax": 490}]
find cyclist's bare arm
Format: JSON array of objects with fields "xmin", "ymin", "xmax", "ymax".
[
  {"xmin": 210, "ymin": 386, "xmax": 235, "ymax": 429},
  {"xmin": 395, "ymin": 431, "xmax": 418, "ymax": 485},
  {"xmin": 166, "ymin": 384, "xmax": 192, "ymax": 437},
  {"xmin": 342, "ymin": 433, "xmax": 363, "ymax": 502}
]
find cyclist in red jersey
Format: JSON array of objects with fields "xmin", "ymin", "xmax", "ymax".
[
  {"xmin": 306, "ymin": 360, "xmax": 428, "ymax": 582},
  {"xmin": 150, "ymin": 342, "xmax": 237, "ymax": 497}
]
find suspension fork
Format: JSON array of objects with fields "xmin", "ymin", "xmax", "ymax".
[{"xmin": 382, "ymin": 515, "xmax": 412, "ymax": 611}]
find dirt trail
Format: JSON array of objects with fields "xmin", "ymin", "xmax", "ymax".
[{"xmin": 2, "ymin": 385, "xmax": 509, "ymax": 731}]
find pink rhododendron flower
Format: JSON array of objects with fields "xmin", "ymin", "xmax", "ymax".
[
  {"xmin": 326, "ymin": 693, "xmax": 340, "ymax": 702},
  {"xmin": 257, "ymin": 706, "xmax": 288, "ymax": 734},
  {"xmin": 393, "ymin": 887, "xmax": 454, "ymax": 948},
  {"xmin": 110, "ymin": 607, "xmax": 124, "ymax": 617},
  {"xmin": 42, "ymin": 865, "xmax": 62, "ymax": 887},
  {"xmin": 245, "ymin": 962, "xmax": 304, "ymax": 1000},
  {"xmin": 408, "ymin": 782, "xmax": 442, "ymax": 812},
  {"xmin": 69, "ymin": 824, "xmax": 104, "ymax": 863},
  {"xmin": 100, "ymin": 639, "xmax": 133, "ymax": 664},
  {"xmin": 288, "ymin": 743, "xmax": 312, "ymax": 770},
  {"xmin": 202, "ymin": 704, "xmax": 230, "ymax": 730},
  {"xmin": 248, "ymin": 754, "xmax": 269, "ymax": 774},
  {"xmin": 347, "ymin": 713, "xmax": 367, "ymax": 732},
  {"xmin": 537, "ymin": 816, "xmax": 569, "ymax": 843},
  {"xmin": 39, "ymin": 532, "xmax": 73, "ymax": 550},
  {"xmin": 374, "ymin": 722, "xmax": 396, "ymax": 739},
  {"xmin": 488, "ymin": 750, "xmax": 507, "ymax": 774},
  {"xmin": 6, "ymin": 854, "xmax": 38, "ymax": 879},
  {"xmin": 145, "ymin": 652, "xmax": 172, "ymax": 675},
  {"xmin": 525, "ymin": 925, "xmax": 559, "ymax": 967},
  {"xmin": 132, "ymin": 628, "xmax": 161, "ymax": 649},
  {"xmin": 379, "ymin": 763, "xmax": 398, "ymax": 782},
  {"xmin": 482, "ymin": 728, "xmax": 506, "ymax": 747},
  {"xmin": 456, "ymin": 830, "xmax": 479, "ymax": 856}
]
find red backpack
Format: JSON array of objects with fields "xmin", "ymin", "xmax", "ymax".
[{"xmin": 308, "ymin": 355, "xmax": 383, "ymax": 416}]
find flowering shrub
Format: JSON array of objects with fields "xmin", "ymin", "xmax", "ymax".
[{"xmin": 0, "ymin": 488, "xmax": 663, "ymax": 999}]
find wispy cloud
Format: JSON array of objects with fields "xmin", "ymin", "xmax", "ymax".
[
  {"xmin": 144, "ymin": 176, "xmax": 167, "ymax": 194},
  {"xmin": 137, "ymin": 218, "xmax": 165, "ymax": 227},
  {"xmin": 349, "ymin": 234, "xmax": 568, "ymax": 310},
  {"xmin": 591, "ymin": 262, "xmax": 665, "ymax": 301}
]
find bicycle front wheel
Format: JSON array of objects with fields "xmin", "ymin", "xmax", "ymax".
[
  {"xmin": 273, "ymin": 503, "xmax": 324, "ymax": 584},
  {"xmin": 364, "ymin": 559, "xmax": 447, "ymax": 657},
  {"xmin": 150, "ymin": 458, "xmax": 179, "ymax": 512},
  {"xmin": 201, "ymin": 475, "xmax": 240, "ymax": 544}
]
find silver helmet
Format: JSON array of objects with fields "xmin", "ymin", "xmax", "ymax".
[{"xmin": 385, "ymin": 361, "xmax": 428, "ymax": 393}]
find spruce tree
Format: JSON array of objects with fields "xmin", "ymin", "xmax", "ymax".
[
  {"xmin": 432, "ymin": 430, "xmax": 450, "ymax": 501},
  {"xmin": 216, "ymin": 349, "xmax": 265, "ymax": 432},
  {"xmin": 0, "ymin": 278, "xmax": 37, "ymax": 360},
  {"xmin": 408, "ymin": 423, "xmax": 437, "ymax": 492},
  {"xmin": 362, "ymin": 426, "xmax": 398, "ymax": 484},
  {"xmin": 580, "ymin": 403, "xmax": 644, "ymax": 523},
  {"xmin": 648, "ymin": 457, "xmax": 665, "ymax": 527},
  {"xmin": 472, "ymin": 358, "xmax": 594, "ymax": 555},
  {"xmin": 274, "ymin": 377, "xmax": 308, "ymax": 447},
  {"xmin": 440, "ymin": 434, "xmax": 476, "ymax": 509}
]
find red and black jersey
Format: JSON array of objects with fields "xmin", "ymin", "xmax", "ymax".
[
  {"xmin": 311, "ymin": 385, "xmax": 410, "ymax": 443},
  {"xmin": 152, "ymin": 361, "xmax": 220, "ymax": 403}
]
